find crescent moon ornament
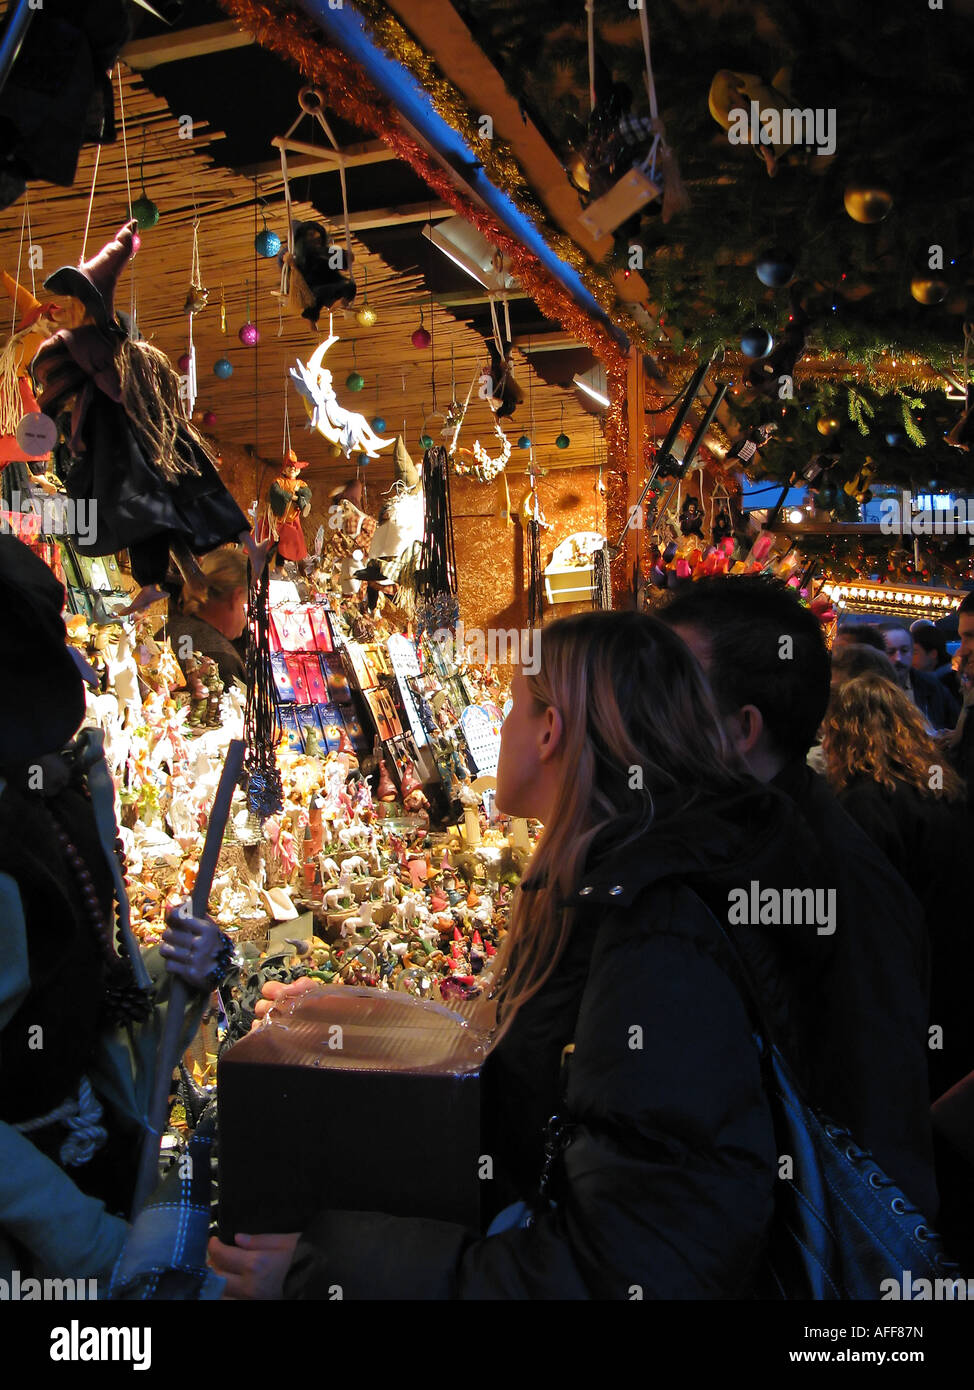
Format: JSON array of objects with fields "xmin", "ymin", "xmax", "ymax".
[{"xmin": 290, "ymin": 334, "xmax": 394, "ymax": 459}]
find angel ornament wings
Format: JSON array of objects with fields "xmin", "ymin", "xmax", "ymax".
[{"xmin": 290, "ymin": 327, "xmax": 394, "ymax": 459}]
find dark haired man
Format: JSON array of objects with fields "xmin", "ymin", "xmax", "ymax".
[
  {"xmin": 882, "ymin": 625, "xmax": 959, "ymax": 730},
  {"xmin": 660, "ymin": 575, "xmax": 937, "ymax": 1221},
  {"xmin": 946, "ymin": 592, "xmax": 974, "ymax": 807}
]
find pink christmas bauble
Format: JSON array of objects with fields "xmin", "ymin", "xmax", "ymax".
[
  {"xmin": 238, "ymin": 322, "xmax": 260, "ymax": 347},
  {"xmin": 202, "ymin": 411, "xmax": 217, "ymax": 428},
  {"xmin": 411, "ymin": 326, "xmax": 432, "ymax": 349},
  {"xmin": 177, "ymin": 353, "xmax": 191, "ymax": 372}
]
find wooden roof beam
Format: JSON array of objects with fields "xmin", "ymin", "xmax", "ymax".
[
  {"xmin": 121, "ymin": 21, "xmax": 254, "ymax": 69},
  {"xmin": 241, "ymin": 141, "xmax": 400, "ymax": 180}
]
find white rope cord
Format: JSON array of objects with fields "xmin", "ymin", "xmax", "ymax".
[
  {"xmin": 24, "ymin": 191, "xmax": 34, "ymax": 297},
  {"xmin": 10, "ymin": 195, "xmax": 26, "ymax": 337},
  {"xmin": 81, "ymin": 144, "xmax": 102, "ymax": 262},
  {"xmin": 637, "ymin": 3, "xmax": 663, "ymax": 178}
]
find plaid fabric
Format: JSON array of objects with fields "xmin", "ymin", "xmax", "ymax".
[
  {"xmin": 109, "ymin": 1104, "xmax": 224, "ymax": 1300},
  {"xmin": 618, "ymin": 112, "xmax": 659, "ymax": 146}
]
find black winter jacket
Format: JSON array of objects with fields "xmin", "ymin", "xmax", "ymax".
[{"xmin": 283, "ymin": 782, "xmax": 936, "ymax": 1300}]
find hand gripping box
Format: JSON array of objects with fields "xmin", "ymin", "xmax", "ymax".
[{"xmin": 218, "ymin": 985, "xmax": 494, "ymax": 1240}]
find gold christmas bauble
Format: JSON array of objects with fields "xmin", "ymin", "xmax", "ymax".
[
  {"xmin": 816, "ymin": 416, "xmax": 841, "ymax": 437},
  {"xmin": 355, "ymin": 302, "xmax": 377, "ymax": 328},
  {"xmin": 843, "ymin": 186, "xmax": 893, "ymax": 224},
  {"xmin": 909, "ymin": 274, "xmax": 948, "ymax": 306}
]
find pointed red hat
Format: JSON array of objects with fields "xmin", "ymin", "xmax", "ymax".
[
  {"xmin": 43, "ymin": 220, "xmax": 138, "ymax": 329},
  {"xmin": 284, "ymin": 447, "xmax": 310, "ymax": 472}
]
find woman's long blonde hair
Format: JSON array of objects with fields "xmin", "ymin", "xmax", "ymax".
[
  {"xmin": 180, "ymin": 548, "xmax": 249, "ymax": 617},
  {"xmin": 490, "ymin": 611, "xmax": 752, "ymax": 1036},
  {"xmin": 823, "ymin": 671, "xmax": 965, "ymax": 801}
]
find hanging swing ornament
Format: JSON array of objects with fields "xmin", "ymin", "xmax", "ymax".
[
  {"xmin": 131, "ymin": 128, "xmax": 160, "ymax": 231},
  {"xmin": 274, "ymin": 89, "xmax": 356, "ymax": 334}
]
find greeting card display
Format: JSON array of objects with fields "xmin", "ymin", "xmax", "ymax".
[{"xmin": 270, "ymin": 652, "xmax": 297, "ymax": 704}]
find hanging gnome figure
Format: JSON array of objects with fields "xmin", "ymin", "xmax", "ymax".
[
  {"xmin": 357, "ymin": 436, "xmax": 423, "ymax": 613},
  {"xmin": 261, "ymin": 447, "xmax": 313, "ymax": 569},
  {"xmin": 30, "ymin": 221, "xmax": 265, "ymax": 611},
  {"xmin": 0, "ymin": 270, "xmax": 60, "ymax": 493}
]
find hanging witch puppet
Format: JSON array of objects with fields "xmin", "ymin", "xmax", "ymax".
[
  {"xmin": 30, "ymin": 220, "xmax": 262, "ymax": 610},
  {"xmin": 260, "ymin": 447, "xmax": 312, "ymax": 567}
]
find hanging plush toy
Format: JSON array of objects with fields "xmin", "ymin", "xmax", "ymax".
[
  {"xmin": 31, "ymin": 221, "xmax": 259, "ymax": 610},
  {"xmin": 279, "ymin": 221, "xmax": 355, "ymax": 330},
  {"xmin": 262, "ymin": 448, "xmax": 312, "ymax": 567},
  {"xmin": 478, "ymin": 339, "xmax": 523, "ymax": 420}
]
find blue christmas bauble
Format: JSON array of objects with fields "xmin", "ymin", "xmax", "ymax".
[
  {"xmin": 254, "ymin": 228, "xmax": 281, "ymax": 258},
  {"xmin": 213, "ymin": 357, "xmax": 233, "ymax": 379},
  {"xmin": 740, "ymin": 326, "xmax": 773, "ymax": 359},
  {"xmin": 755, "ymin": 251, "xmax": 795, "ymax": 289},
  {"xmin": 885, "ymin": 430, "xmax": 905, "ymax": 447},
  {"xmin": 517, "ymin": 434, "xmax": 531, "ymax": 450},
  {"xmin": 371, "ymin": 416, "xmax": 386, "ymax": 434}
]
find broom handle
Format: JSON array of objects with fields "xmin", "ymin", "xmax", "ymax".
[{"xmin": 131, "ymin": 738, "xmax": 245, "ymax": 1217}]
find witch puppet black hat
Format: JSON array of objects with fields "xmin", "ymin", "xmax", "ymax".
[
  {"xmin": 0, "ymin": 536, "xmax": 86, "ymax": 767},
  {"xmin": 43, "ymin": 220, "xmax": 139, "ymax": 330},
  {"xmin": 385, "ymin": 435, "xmax": 420, "ymax": 494}
]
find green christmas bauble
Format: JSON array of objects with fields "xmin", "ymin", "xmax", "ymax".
[
  {"xmin": 345, "ymin": 371, "xmax": 365, "ymax": 392},
  {"xmin": 420, "ymin": 433, "xmax": 434, "ymax": 449},
  {"xmin": 555, "ymin": 433, "xmax": 571, "ymax": 449},
  {"xmin": 132, "ymin": 195, "xmax": 160, "ymax": 230}
]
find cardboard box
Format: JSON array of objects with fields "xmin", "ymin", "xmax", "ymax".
[{"xmin": 218, "ymin": 986, "xmax": 493, "ymax": 1239}]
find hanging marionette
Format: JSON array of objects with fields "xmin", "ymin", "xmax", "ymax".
[
  {"xmin": 479, "ymin": 338, "xmax": 523, "ymax": 420},
  {"xmin": 30, "ymin": 221, "xmax": 264, "ymax": 610},
  {"xmin": 745, "ymin": 289, "xmax": 810, "ymax": 397},
  {"xmin": 262, "ymin": 447, "xmax": 312, "ymax": 569},
  {"xmin": 679, "ymin": 492, "xmax": 705, "ymax": 538},
  {"xmin": 0, "ymin": 270, "xmax": 59, "ymax": 491},
  {"xmin": 279, "ymin": 220, "xmax": 355, "ymax": 330}
]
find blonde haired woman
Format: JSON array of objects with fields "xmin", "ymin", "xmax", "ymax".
[
  {"xmin": 168, "ymin": 547, "xmax": 249, "ymax": 688},
  {"xmin": 210, "ymin": 611, "xmax": 857, "ymax": 1299}
]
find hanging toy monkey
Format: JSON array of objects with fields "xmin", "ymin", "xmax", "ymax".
[
  {"xmin": 479, "ymin": 339, "xmax": 523, "ymax": 420},
  {"xmin": 31, "ymin": 221, "xmax": 264, "ymax": 611}
]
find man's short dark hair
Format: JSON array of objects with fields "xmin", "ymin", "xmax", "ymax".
[
  {"xmin": 660, "ymin": 575, "xmax": 831, "ymax": 761},
  {"xmin": 838, "ymin": 623, "xmax": 886, "ymax": 650},
  {"xmin": 959, "ymin": 591, "xmax": 974, "ymax": 617}
]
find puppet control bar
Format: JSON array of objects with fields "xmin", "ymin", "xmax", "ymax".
[{"xmin": 609, "ymin": 355, "xmax": 727, "ymax": 557}]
